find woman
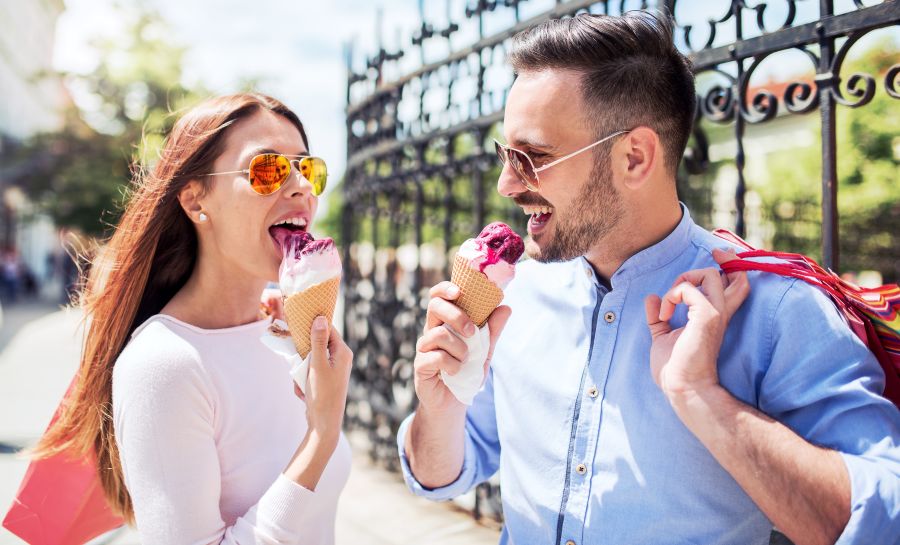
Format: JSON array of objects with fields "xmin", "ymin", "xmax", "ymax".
[{"xmin": 33, "ymin": 93, "xmax": 353, "ymax": 543}]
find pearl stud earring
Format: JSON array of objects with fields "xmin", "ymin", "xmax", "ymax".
[{"xmin": 199, "ymin": 212, "xmax": 208, "ymax": 222}]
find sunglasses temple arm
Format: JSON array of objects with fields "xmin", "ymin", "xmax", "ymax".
[
  {"xmin": 534, "ymin": 130, "xmax": 630, "ymax": 172},
  {"xmin": 199, "ymin": 169, "xmax": 250, "ymax": 177}
]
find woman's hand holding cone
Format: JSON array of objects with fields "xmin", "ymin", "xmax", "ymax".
[{"xmin": 302, "ymin": 316, "xmax": 352, "ymax": 443}]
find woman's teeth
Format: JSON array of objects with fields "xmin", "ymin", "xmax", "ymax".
[{"xmin": 272, "ymin": 217, "xmax": 307, "ymax": 229}]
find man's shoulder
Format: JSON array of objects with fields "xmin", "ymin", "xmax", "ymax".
[
  {"xmin": 686, "ymin": 225, "xmax": 858, "ymax": 346},
  {"xmin": 687, "ymin": 225, "xmax": 806, "ymax": 308}
]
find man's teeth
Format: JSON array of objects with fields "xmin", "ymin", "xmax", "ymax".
[
  {"xmin": 272, "ymin": 217, "xmax": 308, "ymax": 228},
  {"xmin": 522, "ymin": 206, "xmax": 554, "ymax": 216}
]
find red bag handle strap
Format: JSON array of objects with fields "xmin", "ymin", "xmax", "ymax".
[{"xmin": 714, "ymin": 230, "xmax": 854, "ymax": 314}]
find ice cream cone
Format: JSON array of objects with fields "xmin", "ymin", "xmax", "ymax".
[
  {"xmin": 451, "ymin": 254, "xmax": 504, "ymax": 328},
  {"xmin": 283, "ymin": 276, "xmax": 341, "ymax": 358}
]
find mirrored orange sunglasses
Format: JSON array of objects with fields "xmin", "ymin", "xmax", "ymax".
[{"xmin": 201, "ymin": 154, "xmax": 328, "ymax": 196}]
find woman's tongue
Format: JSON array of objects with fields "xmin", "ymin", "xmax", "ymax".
[{"xmin": 269, "ymin": 225, "xmax": 308, "ymax": 255}]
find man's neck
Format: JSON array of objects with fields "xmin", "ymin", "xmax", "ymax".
[{"xmin": 584, "ymin": 200, "xmax": 683, "ymax": 283}]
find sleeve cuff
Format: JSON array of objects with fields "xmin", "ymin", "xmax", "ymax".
[
  {"xmin": 834, "ymin": 451, "xmax": 900, "ymax": 545},
  {"xmin": 252, "ymin": 473, "xmax": 322, "ymax": 538},
  {"xmin": 396, "ymin": 412, "xmax": 479, "ymax": 501}
]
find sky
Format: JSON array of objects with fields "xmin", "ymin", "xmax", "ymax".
[{"xmin": 54, "ymin": 0, "xmax": 422, "ymax": 199}]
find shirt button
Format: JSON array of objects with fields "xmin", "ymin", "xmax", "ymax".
[
  {"xmin": 575, "ymin": 463, "xmax": 587, "ymax": 475},
  {"xmin": 587, "ymin": 386, "xmax": 599, "ymax": 398},
  {"xmin": 604, "ymin": 311, "xmax": 616, "ymax": 323},
  {"xmin": 584, "ymin": 267, "xmax": 592, "ymax": 277}
]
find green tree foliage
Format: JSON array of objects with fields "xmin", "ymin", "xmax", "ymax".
[
  {"xmin": 758, "ymin": 38, "xmax": 900, "ymax": 280},
  {"xmin": 4, "ymin": 7, "xmax": 204, "ymax": 237}
]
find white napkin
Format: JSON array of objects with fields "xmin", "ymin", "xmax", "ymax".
[
  {"xmin": 260, "ymin": 319, "xmax": 310, "ymax": 395},
  {"xmin": 439, "ymin": 323, "xmax": 491, "ymax": 405}
]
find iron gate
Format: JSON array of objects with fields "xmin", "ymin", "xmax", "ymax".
[{"xmin": 341, "ymin": 0, "xmax": 900, "ymax": 523}]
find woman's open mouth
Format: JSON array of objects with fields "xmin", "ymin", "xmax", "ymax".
[{"xmin": 268, "ymin": 217, "xmax": 308, "ymax": 255}]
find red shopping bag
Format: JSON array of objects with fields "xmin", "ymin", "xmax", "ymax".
[
  {"xmin": 714, "ymin": 229, "xmax": 900, "ymax": 407},
  {"xmin": 3, "ymin": 380, "xmax": 123, "ymax": 545}
]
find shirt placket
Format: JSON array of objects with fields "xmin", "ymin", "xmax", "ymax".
[{"xmin": 557, "ymin": 273, "xmax": 624, "ymax": 545}]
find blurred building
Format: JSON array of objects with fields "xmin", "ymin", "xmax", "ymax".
[{"xmin": 0, "ymin": 0, "xmax": 67, "ymax": 284}]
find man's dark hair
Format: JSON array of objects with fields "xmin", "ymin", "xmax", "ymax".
[{"xmin": 508, "ymin": 10, "xmax": 696, "ymax": 175}]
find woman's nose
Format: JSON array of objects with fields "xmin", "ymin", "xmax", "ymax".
[{"xmin": 283, "ymin": 164, "xmax": 314, "ymax": 197}]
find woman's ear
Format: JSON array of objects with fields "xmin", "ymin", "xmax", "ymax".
[{"xmin": 178, "ymin": 180, "xmax": 208, "ymax": 224}]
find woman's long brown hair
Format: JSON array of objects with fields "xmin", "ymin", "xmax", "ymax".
[{"xmin": 31, "ymin": 93, "xmax": 309, "ymax": 522}]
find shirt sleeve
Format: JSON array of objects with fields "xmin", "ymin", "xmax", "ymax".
[
  {"xmin": 112, "ymin": 340, "xmax": 323, "ymax": 544},
  {"xmin": 756, "ymin": 279, "xmax": 900, "ymax": 544},
  {"xmin": 397, "ymin": 367, "xmax": 502, "ymax": 501}
]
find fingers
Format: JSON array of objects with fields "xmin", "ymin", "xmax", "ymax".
[
  {"xmin": 712, "ymin": 247, "xmax": 739, "ymax": 265},
  {"xmin": 722, "ymin": 269, "xmax": 751, "ymax": 321},
  {"xmin": 415, "ymin": 348, "xmax": 463, "ymax": 377},
  {"xmin": 416, "ymin": 325, "xmax": 469, "ymax": 361},
  {"xmin": 660, "ymin": 281, "xmax": 719, "ymax": 323},
  {"xmin": 483, "ymin": 305, "xmax": 510, "ymax": 364},
  {"xmin": 309, "ymin": 316, "xmax": 330, "ymax": 368},
  {"xmin": 425, "ymin": 295, "xmax": 476, "ymax": 337},
  {"xmin": 665, "ymin": 268, "xmax": 724, "ymax": 319},
  {"xmin": 326, "ymin": 326, "xmax": 353, "ymax": 368},
  {"xmin": 429, "ymin": 281, "xmax": 461, "ymax": 301},
  {"xmin": 644, "ymin": 294, "xmax": 671, "ymax": 339},
  {"xmin": 486, "ymin": 305, "xmax": 511, "ymax": 351},
  {"xmin": 712, "ymin": 247, "xmax": 750, "ymax": 321},
  {"xmin": 260, "ymin": 288, "xmax": 284, "ymax": 320}
]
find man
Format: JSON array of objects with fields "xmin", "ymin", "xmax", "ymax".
[{"xmin": 397, "ymin": 10, "xmax": 900, "ymax": 545}]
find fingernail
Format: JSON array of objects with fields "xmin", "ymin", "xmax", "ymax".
[
  {"xmin": 448, "ymin": 285, "xmax": 460, "ymax": 297},
  {"xmin": 314, "ymin": 316, "xmax": 327, "ymax": 330},
  {"xmin": 464, "ymin": 323, "xmax": 476, "ymax": 337}
]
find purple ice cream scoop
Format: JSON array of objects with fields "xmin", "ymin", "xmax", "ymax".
[
  {"xmin": 300, "ymin": 237, "xmax": 336, "ymax": 257},
  {"xmin": 283, "ymin": 231, "xmax": 315, "ymax": 260},
  {"xmin": 475, "ymin": 222, "xmax": 524, "ymax": 265}
]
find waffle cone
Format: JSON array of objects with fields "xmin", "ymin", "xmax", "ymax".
[
  {"xmin": 451, "ymin": 254, "xmax": 504, "ymax": 328},
  {"xmin": 283, "ymin": 276, "xmax": 341, "ymax": 359}
]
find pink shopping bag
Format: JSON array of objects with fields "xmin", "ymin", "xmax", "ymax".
[{"xmin": 3, "ymin": 380, "xmax": 123, "ymax": 545}]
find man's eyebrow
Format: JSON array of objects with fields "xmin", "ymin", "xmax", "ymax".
[{"xmin": 509, "ymin": 137, "xmax": 556, "ymax": 151}]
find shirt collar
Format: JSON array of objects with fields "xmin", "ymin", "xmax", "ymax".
[{"xmin": 580, "ymin": 203, "xmax": 694, "ymax": 290}]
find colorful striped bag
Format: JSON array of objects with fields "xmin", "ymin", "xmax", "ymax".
[{"xmin": 714, "ymin": 229, "xmax": 900, "ymax": 408}]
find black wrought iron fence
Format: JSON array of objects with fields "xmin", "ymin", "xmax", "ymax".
[{"xmin": 341, "ymin": 0, "xmax": 900, "ymax": 523}]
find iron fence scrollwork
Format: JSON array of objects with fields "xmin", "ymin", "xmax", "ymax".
[{"xmin": 343, "ymin": 0, "xmax": 900, "ymax": 525}]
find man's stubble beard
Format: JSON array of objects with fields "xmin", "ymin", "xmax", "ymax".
[{"xmin": 526, "ymin": 150, "xmax": 625, "ymax": 263}]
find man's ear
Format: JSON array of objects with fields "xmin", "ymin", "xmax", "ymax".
[
  {"xmin": 178, "ymin": 180, "xmax": 207, "ymax": 224},
  {"xmin": 617, "ymin": 126, "xmax": 659, "ymax": 190}
]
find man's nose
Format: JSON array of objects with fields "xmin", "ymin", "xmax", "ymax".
[{"xmin": 497, "ymin": 163, "xmax": 527, "ymax": 199}]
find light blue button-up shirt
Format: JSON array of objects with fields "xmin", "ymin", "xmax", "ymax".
[{"xmin": 397, "ymin": 206, "xmax": 900, "ymax": 545}]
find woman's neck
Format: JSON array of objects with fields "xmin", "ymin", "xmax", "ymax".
[{"xmin": 161, "ymin": 253, "xmax": 267, "ymax": 330}]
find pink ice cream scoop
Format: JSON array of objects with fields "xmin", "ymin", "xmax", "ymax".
[
  {"xmin": 279, "ymin": 233, "xmax": 342, "ymax": 296},
  {"xmin": 457, "ymin": 222, "xmax": 524, "ymax": 289}
]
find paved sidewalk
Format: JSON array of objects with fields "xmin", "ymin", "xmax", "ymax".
[{"xmin": 0, "ymin": 306, "xmax": 500, "ymax": 545}]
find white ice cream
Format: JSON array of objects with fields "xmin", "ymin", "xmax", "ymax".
[
  {"xmin": 457, "ymin": 238, "xmax": 516, "ymax": 289},
  {"xmin": 279, "ymin": 244, "xmax": 342, "ymax": 296}
]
